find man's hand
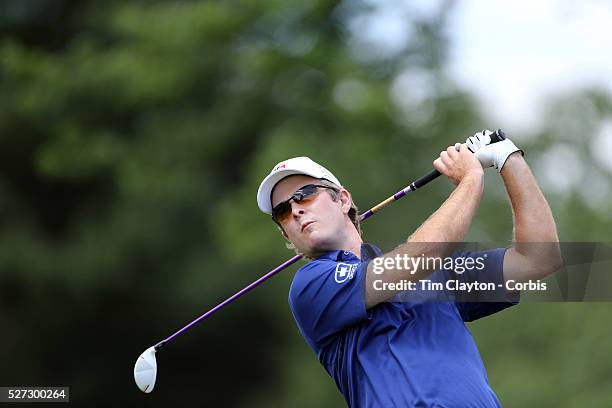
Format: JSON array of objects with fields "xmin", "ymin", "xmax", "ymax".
[
  {"xmin": 466, "ymin": 130, "xmax": 523, "ymax": 172},
  {"xmin": 433, "ymin": 143, "xmax": 484, "ymax": 186}
]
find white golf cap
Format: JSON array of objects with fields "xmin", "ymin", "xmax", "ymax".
[{"xmin": 257, "ymin": 156, "xmax": 342, "ymax": 214}]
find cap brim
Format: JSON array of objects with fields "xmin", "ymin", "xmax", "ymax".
[{"xmin": 257, "ymin": 169, "xmax": 306, "ymax": 214}]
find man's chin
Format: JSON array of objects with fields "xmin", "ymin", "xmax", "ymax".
[{"xmin": 298, "ymin": 236, "xmax": 337, "ymax": 258}]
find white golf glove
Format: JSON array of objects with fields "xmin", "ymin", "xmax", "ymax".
[{"xmin": 466, "ymin": 130, "xmax": 523, "ymax": 172}]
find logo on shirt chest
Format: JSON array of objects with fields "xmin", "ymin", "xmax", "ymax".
[{"xmin": 334, "ymin": 263, "xmax": 358, "ymax": 283}]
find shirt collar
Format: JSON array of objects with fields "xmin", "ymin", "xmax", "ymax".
[{"xmin": 315, "ymin": 243, "xmax": 382, "ymax": 262}]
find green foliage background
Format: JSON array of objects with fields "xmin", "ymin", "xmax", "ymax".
[{"xmin": 1, "ymin": 0, "xmax": 611, "ymax": 406}]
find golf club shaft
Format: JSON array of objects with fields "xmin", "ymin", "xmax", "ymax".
[
  {"xmin": 154, "ymin": 129, "xmax": 506, "ymax": 350},
  {"xmin": 154, "ymin": 254, "xmax": 303, "ymax": 349}
]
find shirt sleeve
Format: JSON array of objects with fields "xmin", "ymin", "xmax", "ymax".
[
  {"xmin": 288, "ymin": 259, "xmax": 371, "ymax": 353},
  {"xmin": 450, "ymin": 247, "xmax": 520, "ymax": 322}
]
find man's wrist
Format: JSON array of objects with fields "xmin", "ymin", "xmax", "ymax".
[
  {"xmin": 463, "ymin": 169, "xmax": 484, "ymax": 181},
  {"xmin": 499, "ymin": 150, "xmax": 524, "ymax": 174},
  {"xmin": 459, "ymin": 170, "xmax": 484, "ymax": 189}
]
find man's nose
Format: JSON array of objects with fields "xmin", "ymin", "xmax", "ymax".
[{"xmin": 291, "ymin": 202, "xmax": 306, "ymax": 218}]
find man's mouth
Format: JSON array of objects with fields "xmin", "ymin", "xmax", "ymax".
[{"xmin": 301, "ymin": 221, "xmax": 315, "ymax": 232}]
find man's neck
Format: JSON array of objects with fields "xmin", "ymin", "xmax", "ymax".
[
  {"xmin": 338, "ymin": 222, "xmax": 363, "ymax": 258},
  {"xmin": 344, "ymin": 241, "xmax": 363, "ymax": 259},
  {"xmin": 306, "ymin": 222, "xmax": 363, "ymax": 259},
  {"xmin": 308, "ymin": 241, "xmax": 362, "ymax": 260}
]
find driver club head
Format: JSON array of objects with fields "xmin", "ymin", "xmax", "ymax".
[{"xmin": 134, "ymin": 346, "xmax": 158, "ymax": 393}]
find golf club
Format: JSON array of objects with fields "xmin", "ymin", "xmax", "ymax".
[{"xmin": 134, "ymin": 129, "xmax": 507, "ymax": 393}]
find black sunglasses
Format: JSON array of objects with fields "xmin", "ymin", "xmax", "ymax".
[{"xmin": 272, "ymin": 184, "xmax": 338, "ymax": 222}]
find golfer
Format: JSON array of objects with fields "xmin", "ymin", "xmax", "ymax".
[{"xmin": 256, "ymin": 131, "xmax": 560, "ymax": 407}]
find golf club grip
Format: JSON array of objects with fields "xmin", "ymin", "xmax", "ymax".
[
  {"xmin": 413, "ymin": 129, "xmax": 506, "ymax": 189},
  {"xmin": 489, "ymin": 129, "xmax": 506, "ymax": 143}
]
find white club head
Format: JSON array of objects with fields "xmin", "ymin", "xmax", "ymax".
[{"xmin": 134, "ymin": 346, "xmax": 158, "ymax": 393}]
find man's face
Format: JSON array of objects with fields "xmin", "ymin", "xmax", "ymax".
[{"xmin": 271, "ymin": 175, "xmax": 350, "ymax": 257}]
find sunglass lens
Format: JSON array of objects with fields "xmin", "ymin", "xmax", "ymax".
[
  {"xmin": 294, "ymin": 185, "xmax": 318, "ymax": 202},
  {"xmin": 273, "ymin": 185, "xmax": 324, "ymax": 221},
  {"xmin": 272, "ymin": 201, "xmax": 292, "ymax": 221}
]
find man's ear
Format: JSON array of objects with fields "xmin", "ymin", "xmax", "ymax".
[{"xmin": 339, "ymin": 189, "xmax": 352, "ymax": 214}]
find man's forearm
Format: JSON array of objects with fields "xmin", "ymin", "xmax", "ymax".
[
  {"xmin": 409, "ymin": 174, "xmax": 483, "ymax": 242},
  {"xmin": 501, "ymin": 153, "xmax": 562, "ymax": 281},
  {"xmin": 365, "ymin": 173, "xmax": 484, "ymax": 307},
  {"xmin": 501, "ymin": 153, "xmax": 558, "ymax": 243}
]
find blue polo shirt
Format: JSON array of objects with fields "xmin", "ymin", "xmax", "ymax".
[{"xmin": 288, "ymin": 243, "xmax": 518, "ymax": 408}]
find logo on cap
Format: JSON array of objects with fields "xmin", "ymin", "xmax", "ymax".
[
  {"xmin": 274, "ymin": 163, "xmax": 287, "ymax": 171},
  {"xmin": 335, "ymin": 263, "xmax": 357, "ymax": 283}
]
